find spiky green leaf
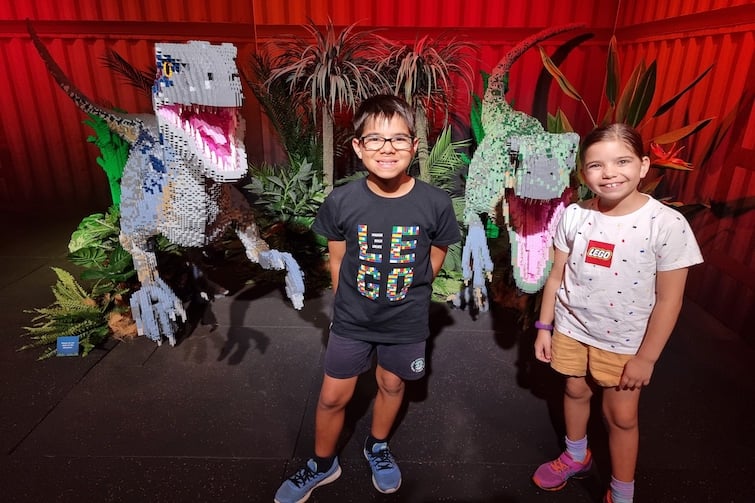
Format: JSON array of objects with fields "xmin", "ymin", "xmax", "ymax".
[
  {"xmin": 651, "ymin": 118, "xmax": 713, "ymax": 144},
  {"xmin": 653, "ymin": 64, "xmax": 713, "ymax": 118},
  {"xmin": 625, "ymin": 60, "xmax": 657, "ymax": 127},
  {"xmin": 538, "ymin": 46, "xmax": 583, "ymax": 102},
  {"xmin": 606, "ymin": 36, "xmax": 620, "ymax": 107},
  {"xmin": 615, "ymin": 60, "xmax": 646, "ymax": 123}
]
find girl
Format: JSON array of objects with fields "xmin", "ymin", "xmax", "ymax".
[{"xmin": 532, "ymin": 123, "xmax": 703, "ymax": 502}]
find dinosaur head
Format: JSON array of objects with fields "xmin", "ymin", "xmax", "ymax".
[{"xmin": 152, "ymin": 41, "xmax": 247, "ymax": 182}]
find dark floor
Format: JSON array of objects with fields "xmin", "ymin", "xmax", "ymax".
[{"xmin": 1, "ymin": 210, "xmax": 753, "ymax": 503}]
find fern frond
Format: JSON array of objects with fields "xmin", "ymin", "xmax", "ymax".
[
  {"xmin": 49, "ymin": 267, "xmax": 89, "ymax": 303},
  {"xmin": 20, "ymin": 267, "xmax": 111, "ymax": 358},
  {"xmin": 22, "ymin": 318, "xmax": 104, "ymax": 345}
]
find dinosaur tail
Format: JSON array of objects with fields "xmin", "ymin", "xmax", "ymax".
[
  {"xmin": 485, "ymin": 23, "xmax": 585, "ymax": 103},
  {"xmin": 26, "ymin": 19, "xmax": 142, "ymax": 143}
]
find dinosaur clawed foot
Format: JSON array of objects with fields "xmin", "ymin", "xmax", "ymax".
[
  {"xmin": 130, "ymin": 277, "xmax": 187, "ymax": 346},
  {"xmin": 259, "ymin": 250, "xmax": 305, "ymax": 310}
]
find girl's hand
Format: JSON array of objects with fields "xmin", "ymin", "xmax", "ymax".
[
  {"xmin": 534, "ymin": 330, "xmax": 553, "ymax": 363},
  {"xmin": 619, "ymin": 356, "xmax": 656, "ymax": 389}
]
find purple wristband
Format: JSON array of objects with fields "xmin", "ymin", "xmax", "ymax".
[{"xmin": 534, "ymin": 321, "xmax": 554, "ymax": 331}]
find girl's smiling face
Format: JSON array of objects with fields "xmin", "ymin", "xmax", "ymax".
[{"xmin": 581, "ymin": 138, "xmax": 651, "ymax": 215}]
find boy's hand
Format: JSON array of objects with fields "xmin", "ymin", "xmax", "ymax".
[
  {"xmin": 619, "ymin": 356, "xmax": 655, "ymax": 389},
  {"xmin": 534, "ymin": 330, "xmax": 553, "ymax": 363}
]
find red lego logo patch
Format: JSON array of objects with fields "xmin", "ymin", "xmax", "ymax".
[{"xmin": 585, "ymin": 240, "xmax": 614, "ymax": 267}]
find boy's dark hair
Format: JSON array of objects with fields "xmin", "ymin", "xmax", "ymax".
[
  {"xmin": 353, "ymin": 94, "xmax": 416, "ymax": 138},
  {"xmin": 579, "ymin": 122, "xmax": 645, "ymax": 164}
]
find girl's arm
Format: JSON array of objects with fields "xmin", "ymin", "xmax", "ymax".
[
  {"xmin": 327, "ymin": 240, "xmax": 346, "ymax": 295},
  {"xmin": 429, "ymin": 245, "xmax": 449, "ymax": 279},
  {"xmin": 620, "ymin": 267, "xmax": 689, "ymax": 389},
  {"xmin": 534, "ymin": 247, "xmax": 568, "ymax": 363}
]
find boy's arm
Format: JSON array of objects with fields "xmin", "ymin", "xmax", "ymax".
[
  {"xmin": 620, "ymin": 267, "xmax": 689, "ymax": 389},
  {"xmin": 327, "ymin": 240, "xmax": 346, "ymax": 295},
  {"xmin": 429, "ymin": 245, "xmax": 449, "ymax": 279},
  {"xmin": 534, "ymin": 247, "xmax": 567, "ymax": 363}
]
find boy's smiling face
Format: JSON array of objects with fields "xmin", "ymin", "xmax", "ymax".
[{"xmin": 353, "ymin": 115, "xmax": 418, "ymax": 184}]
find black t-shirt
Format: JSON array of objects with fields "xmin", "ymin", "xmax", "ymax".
[{"xmin": 313, "ymin": 177, "xmax": 461, "ymax": 343}]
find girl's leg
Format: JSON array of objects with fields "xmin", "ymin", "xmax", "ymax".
[
  {"xmin": 564, "ymin": 376, "xmax": 593, "ymax": 440},
  {"xmin": 532, "ymin": 376, "xmax": 594, "ymax": 490},
  {"xmin": 371, "ymin": 364, "xmax": 406, "ymax": 439},
  {"xmin": 315, "ymin": 375, "xmax": 358, "ymax": 457},
  {"xmin": 602, "ymin": 386, "xmax": 642, "ymax": 481}
]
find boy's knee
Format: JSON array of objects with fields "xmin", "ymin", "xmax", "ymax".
[
  {"xmin": 317, "ymin": 392, "xmax": 349, "ymax": 411},
  {"xmin": 317, "ymin": 383, "xmax": 354, "ymax": 411},
  {"xmin": 376, "ymin": 369, "xmax": 405, "ymax": 396}
]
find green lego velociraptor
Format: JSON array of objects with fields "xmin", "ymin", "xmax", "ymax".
[
  {"xmin": 460, "ymin": 24, "xmax": 584, "ymax": 311},
  {"xmin": 28, "ymin": 22, "xmax": 305, "ymax": 346}
]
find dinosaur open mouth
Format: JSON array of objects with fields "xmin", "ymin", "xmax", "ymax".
[
  {"xmin": 157, "ymin": 104, "xmax": 245, "ymax": 176},
  {"xmin": 504, "ymin": 189, "xmax": 572, "ymax": 293}
]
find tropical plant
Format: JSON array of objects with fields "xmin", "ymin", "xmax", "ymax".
[
  {"xmin": 376, "ymin": 34, "xmax": 475, "ymax": 183},
  {"xmin": 67, "ymin": 206, "xmax": 137, "ymax": 296},
  {"xmin": 539, "ymin": 35, "xmax": 715, "ymax": 173},
  {"xmin": 245, "ymin": 157, "xmax": 327, "ymax": 229},
  {"xmin": 469, "ymin": 71, "xmax": 492, "ymax": 144},
  {"xmin": 20, "ymin": 268, "xmax": 121, "ymax": 359},
  {"xmin": 263, "ymin": 19, "xmax": 388, "ymax": 192},
  {"xmin": 246, "ymin": 52, "xmax": 321, "ymax": 164},
  {"xmin": 425, "ymin": 126, "xmax": 472, "ymax": 301},
  {"xmin": 539, "ymin": 35, "xmax": 751, "ymax": 212}
]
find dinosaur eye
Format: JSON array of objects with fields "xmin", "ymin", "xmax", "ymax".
[{"xmin": 162, "ymin": 61, "xmax": 174, "ymax": 78}]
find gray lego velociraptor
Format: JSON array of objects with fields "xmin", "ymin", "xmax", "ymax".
[{"xmin": 28, "ymin": 22, "xmax": 305, "ymax": 346}]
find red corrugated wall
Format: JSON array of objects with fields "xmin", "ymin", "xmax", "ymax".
[
  {"xmin": 1, "ymin": 0, "xmax": 753, "ymax": 337},
  {"xmin": 613, "ymin": 0, "xmax": 755, "ymax": 341}
]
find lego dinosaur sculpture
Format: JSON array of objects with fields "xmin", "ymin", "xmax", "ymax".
[
  {"xmin": 29, "ymin": 23, "xmax": 305, "ymax": 346},
  {"xmin": 461, "ymin": 24, "xmax": 583, "ymax": 311}
]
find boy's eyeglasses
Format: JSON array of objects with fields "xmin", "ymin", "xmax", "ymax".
[{"xmin": 360, "ymin": 135, "xmax": 415, "ymax": 151}]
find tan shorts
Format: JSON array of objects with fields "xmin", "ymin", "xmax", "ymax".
[{"xmin": 550, "ymin": 331, "xmax": 634, "ymax": 387}]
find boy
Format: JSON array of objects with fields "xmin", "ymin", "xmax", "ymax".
[{"xmin": 275, "ymin": 94, "xmax": 461, "ymax": 503}]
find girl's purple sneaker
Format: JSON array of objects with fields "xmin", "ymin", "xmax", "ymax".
[{"xmin": 532, "ymin": 449, "xmax": 593, "ymax": 491}]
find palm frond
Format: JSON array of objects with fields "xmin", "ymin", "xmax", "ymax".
[
  {"xmin": 101, "ymin": 50, "xmax": 153, "ymax": 95},
  {"xmin": 427, "ymin": 126, "xmax": 471, "ymax": 192}
]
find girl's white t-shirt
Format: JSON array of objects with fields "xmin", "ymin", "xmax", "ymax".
[{"xmin": 554, "ymin": 195, "xmax": 703, "ymax": 354}]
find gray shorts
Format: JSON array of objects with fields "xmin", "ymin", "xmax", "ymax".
[{"xmin": 324, "ymin": 331, "xmax": 426, "ymax": 381}]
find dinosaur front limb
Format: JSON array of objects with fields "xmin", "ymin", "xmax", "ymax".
[
  {"xmin": 120, "ymin": 234, "xmax": 186, "ymax": 345},
  {"xmin": 236, "ymin": 226, "xmax": 305, "ymax": 310},
  {"xmin": 460, "ymin": 214, "xmax": 495, "ymax": 312}
]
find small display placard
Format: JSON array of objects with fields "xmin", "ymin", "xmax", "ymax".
[{"xmin": 56, "ymin": 336, "xmax": 79, "ymax": 357}]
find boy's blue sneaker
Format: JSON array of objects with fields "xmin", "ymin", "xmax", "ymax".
[
  {"xmin": 363, "ymin": 441, "xmax": 402, "ymax": 493},
  {"xmin": 274, "ymin": 457, "xmax": 341, "ymax": 503}
]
